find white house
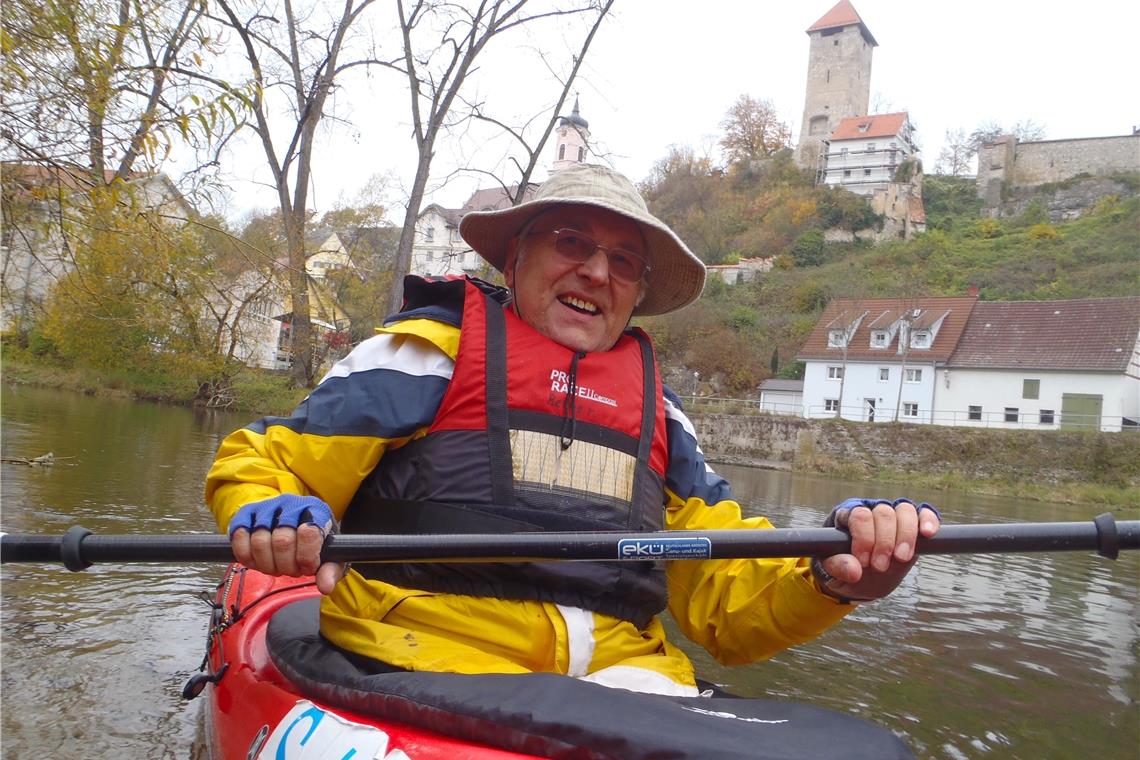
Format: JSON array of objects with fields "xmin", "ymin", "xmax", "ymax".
[
  {"xmin": 797, "ymin": 296, "xmax": 978, "ymax": 422},
  {"xmin": 411, "ymin": 187, "xmax": 537, "ymax": 278},
  {"xmin": 412, "ymin": 204, "xmax": 468, "ymax": 277},
  {"xmin": 798, "ymin": 295, "xmax": 1140, "ymax": 431},
  {"xmin": 819, "ymin": 112, "xmax": 918, "ymax": 195},
  {"xmin": 939, "ymin": 298, "xmax": 1140, "ymax": 432}
]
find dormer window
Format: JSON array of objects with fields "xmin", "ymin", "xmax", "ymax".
[
  {"xmin": 828, "ymin": 329, "xmax": 848, "ymax": 347},
  {"xmin": 870, "ymin": 330, "xmax": 889, "ymax": 347},
  {"xmin": 911, "ymin": 330, "xmax": 931, "ymax": 348}
]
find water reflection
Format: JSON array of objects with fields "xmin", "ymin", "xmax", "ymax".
[
  {"xmin": 704, "ymin": 463, "xmax": 1140, "ymax": 759},
  {"xmin": 1, "ymin": 388, "xmax": 1137, "ymax": 759}
]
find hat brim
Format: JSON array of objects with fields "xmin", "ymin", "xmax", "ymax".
[{"xmin": 459, "ymin": 198, "xmax": 706, "ymax": 317}]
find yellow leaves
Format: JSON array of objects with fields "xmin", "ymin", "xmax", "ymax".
[
  {"xmin": 790, "ymin": 198, "xmax": 818, "ymax": 226},
  {"xmin": 1027, "ymin": 223, "xmax": 1062, "ymax": 242}
]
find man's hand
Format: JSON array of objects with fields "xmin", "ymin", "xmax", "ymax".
[
  {"xmin": 812, "ymin": 498, "xmax": 941, "ymax": 603},
  {"xmin": 227, "ymin": 494, "xmax": 344, "ymax": 594}
]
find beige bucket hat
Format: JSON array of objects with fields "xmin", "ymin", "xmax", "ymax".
[{"xmin": 459, "ymin": 163, "xmax": 706, "ymax": 316}]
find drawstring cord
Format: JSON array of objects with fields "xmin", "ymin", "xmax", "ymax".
[{"xmin": 560, "ymin": 351, "xmax": 586, "ymax": 449}]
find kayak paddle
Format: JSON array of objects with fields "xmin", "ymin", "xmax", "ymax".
[{"xmin": 1, "ymin": 513, "xmax": 1136, "ymax": 571}]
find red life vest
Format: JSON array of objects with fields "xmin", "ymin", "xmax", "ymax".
[{"xmin": 344, "ymin": 278, "xmax": 670, "ymax": 627}]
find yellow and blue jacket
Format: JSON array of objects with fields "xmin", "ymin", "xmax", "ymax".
[{"xmin": 206, "ymin": 278, "xmax": 851, "ymax": 696}]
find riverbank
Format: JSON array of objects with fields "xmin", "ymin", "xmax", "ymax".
[
  {"xmin": 4, "ymin": 352, "xmax": 1137, "ymax": 509},
  {"xmin": 690, "ymin": 412, "xmax": 1140, "ymax": 510},
  {"xmin": 0, "ymin": 350, "xmax": 306, "ymax": 415}
]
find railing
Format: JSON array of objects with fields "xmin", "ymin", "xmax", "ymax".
[
  {"xmin": 803, "ymin": 403, "xmax": 1136, "ymax": 432},
  {"xmin": 677, "ymin": 397, "xmax": 1137, "ymax": 432}
]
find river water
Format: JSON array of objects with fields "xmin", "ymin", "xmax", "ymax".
[{"xmin": 1, "ymin": 385, "xmax": 1136, "ymax": 759}]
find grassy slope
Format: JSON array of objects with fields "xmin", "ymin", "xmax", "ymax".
[{"xmin": 647, "ymin": 189, "xmax": 1139, "ymax": 391}]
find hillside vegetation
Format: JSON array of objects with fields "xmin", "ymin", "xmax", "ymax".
[{"xmin": 637, "ymin": 158, "xmax": 1140, "ymax": 396}]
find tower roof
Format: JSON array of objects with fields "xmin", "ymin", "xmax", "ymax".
[
  {"xmin": 807, "ymin": 0, "xmax": 877, "ymax": 46},
  {"xmin": 558, "ymin": 96, "xmax": 589, "ymax": 130}
]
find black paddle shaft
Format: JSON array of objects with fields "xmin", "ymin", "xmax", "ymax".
[{"xmin": 1, "ymin": 514, "xmax": 1136, "ymax": 571}]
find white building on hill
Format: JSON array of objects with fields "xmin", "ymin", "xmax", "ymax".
[{"xmin": 819, "ymin": 112, "xmax": 918, "ymax": 195}]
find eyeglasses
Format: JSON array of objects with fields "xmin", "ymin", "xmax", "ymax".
[{"xmin": 528, "ymin": 228, "xmax": 650, "ymax": 284}]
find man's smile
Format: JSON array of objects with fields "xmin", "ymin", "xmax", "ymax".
[{"xmin": 559, "ymin": 295, "xmax": 600, "ymax": 315}]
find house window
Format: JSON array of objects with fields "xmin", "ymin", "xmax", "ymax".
[
  {"xmin": 1023, "ymin": 379, "xmax": 1040, "ymax": 399},
  {"xmin": 578, "ymin": 146, "xmax": 585, "ymax": 161},
  {"xmin": 840, "ymin": 147, "xmax": 848, "ymax": 155},
  {"xmin": 843, "ymin": 169, "xmax": 852, "ymax": 178},
  {"xmin": 1040, "ymin": 409, "xmax": 1055, "ymax": 424},
  {"xmin": 871, "ymin": 330, "xmax": 888, "ymax": 347},
  {"xmin": 827, "ymin": 329, "xmax": 848, "ymax": 347},
  {"xmin": 866, "ymin": 142, "xmax": 876, "ymax": 151},
  {"xmin": 968, "ymin": 405, "xmax": 982, "ymax": 421},
  {"xmin": 879, "ymin": 367, "xmax": 889, "ymax": 381},
  {"xmin": 903, "ymin": 402, "xmax": 919, "ymax": 418},
  {"xmin": 824, "ymin": 398, "xmax": 839, "ymax": 412},
  {"xmin": 423, "ymin": 227, "xmax": 434, "ymax": 243},
  {"xmin": 558, "ymin": 144, "xmax": 566, "ymax": 160},
  {"xmin": 1004, "ymin": 407, "xmax": 1020, "ymax": 423},
  {"xmin": 904, "ymin": 368, "xmax": 922, "ymax": 383},
  {"xmin": 863, "ymin": 168, "xmax": 872, "ymax": 176},
  {"xmin": 827, "ymin": 366, "xmax": 844, "ymax": 380},
  {"xmin": 911, "ymin": 330, "xmax": 931, "ymax": 348}
]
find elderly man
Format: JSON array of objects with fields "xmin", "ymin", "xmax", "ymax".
[{"xmin": 206, "ymin": 163, "xmax": 939, "ymax": 697}]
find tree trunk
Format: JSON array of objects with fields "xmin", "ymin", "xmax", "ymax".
[
  {"xmin": 387, "ymin": 146, "xmax": 436, "ymax": 316},
  {"xmin": 283, "ymin": 208, "xmax": 313, "ymax": 388}
]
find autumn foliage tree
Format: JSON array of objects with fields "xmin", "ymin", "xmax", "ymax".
[
  {"xmin": 718, "ymin": 95, "xmax": 792, "ymax": 167},
  {"xmin": 41, "ymin": 186, "xmax": 223, "ymax": 386}
]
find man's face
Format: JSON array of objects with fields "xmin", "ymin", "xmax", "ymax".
[{"xmin": 504, "ymin": 206, "xmax": 647, "ymax": 353}]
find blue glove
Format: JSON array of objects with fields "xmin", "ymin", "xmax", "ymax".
[
  {"xmin": 824, "ymin": 497, "xmax": 940, "ymax": 527},
  {"xmin": 227, "ymin": 494, "xmax": 335, "ymax": 538}
]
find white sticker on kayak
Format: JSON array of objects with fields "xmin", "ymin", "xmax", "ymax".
[
  {"xmin": 617, "ymin": 537, "xmax": 712, "ymax": 559},
  {"xmin": 258, "ymin": 700, "xmax": 411, "ymax": 760}
]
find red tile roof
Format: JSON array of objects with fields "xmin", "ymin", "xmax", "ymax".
[
  {"xmin": 806, "ymin": 0, "xmax": 877, "ymax": 46},
  {"xmin": 798, "ymin": 297, "xmax": 979, "ymax": 362},
  {"xmin": 829, "ymin": 112, "xmax": 909, "ymax": 141},
  {"xmin": 461, "ymin": 183, "xmax": 538, "ymax": 212},
  {"xmin": 946, "ymin": 298, "xmax": 1140, "ymax": 371}
]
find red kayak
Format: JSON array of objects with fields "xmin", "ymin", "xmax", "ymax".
[
  {"xmin": 189, "ymin": 565, "xmax": 536, "ymax": 759},
  {"xmin": 186, "ymin": 564, "xmax": 915, "ymax": 760}
]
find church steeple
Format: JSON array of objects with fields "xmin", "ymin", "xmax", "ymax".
[{"xmin": 552, "ymin": 96, "xmax": 591, "ymax": 173}]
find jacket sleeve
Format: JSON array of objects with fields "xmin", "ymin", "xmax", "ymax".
[
  {"xmin": 661, "ymin": 391, "xmax": 851, "ymax": 665},
  {"xmin": 205, "ymin": 321, "xmax": 457, "ymax": 532}
]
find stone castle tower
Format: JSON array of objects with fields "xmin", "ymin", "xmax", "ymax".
[
  {"xmin": 796, "ymin": 0, "xmax": 877, "ymax": 169},
  {"xmin": 551, "ymin": 97, "xmax": 590, "ymax": 173}
]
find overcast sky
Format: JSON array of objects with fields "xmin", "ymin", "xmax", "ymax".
[{"xmin": 214, "ymin": 0, "xmax": 1140, "ymax": 221}]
